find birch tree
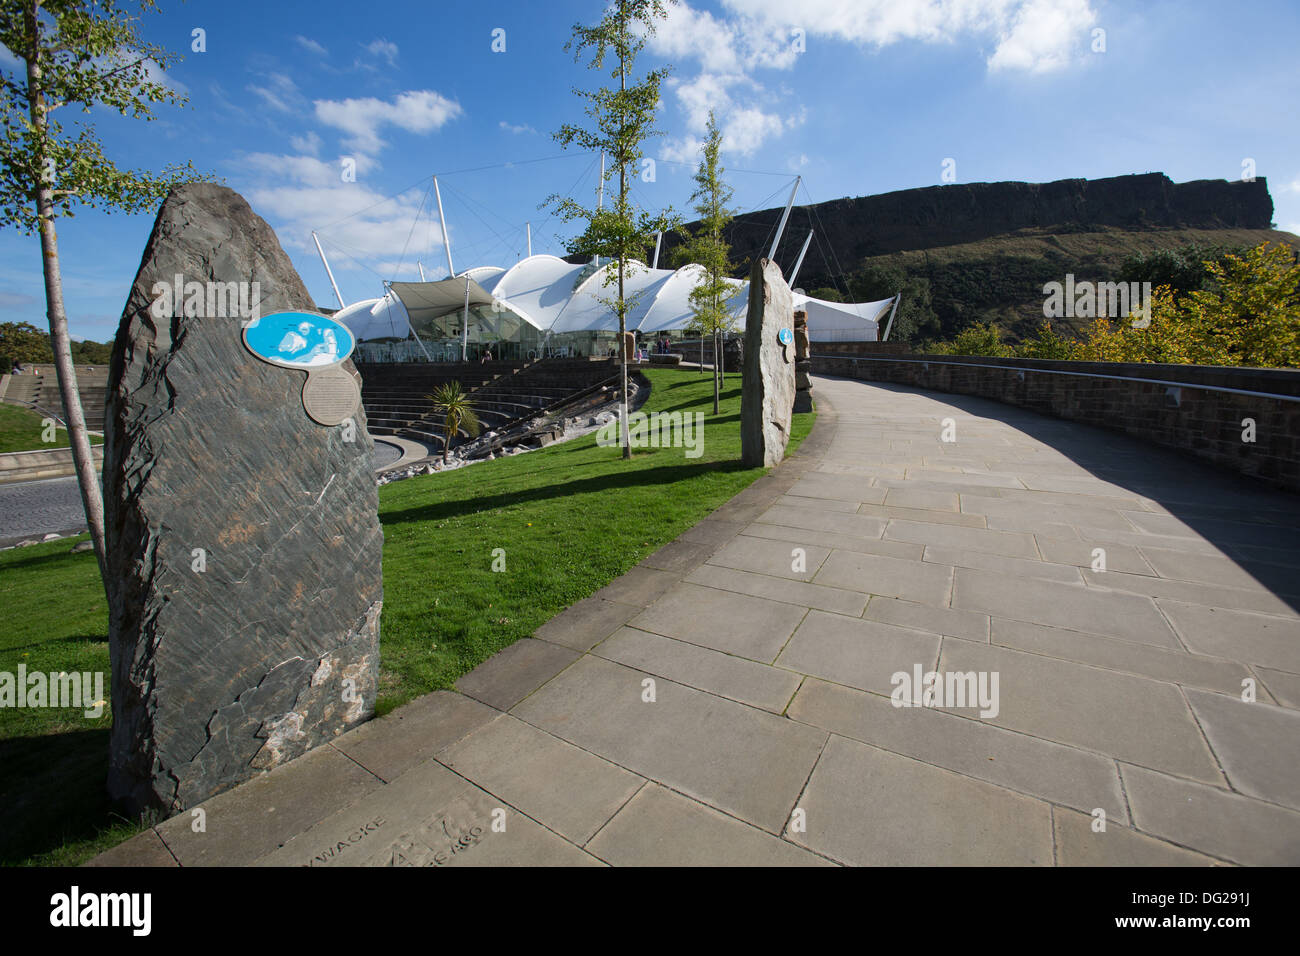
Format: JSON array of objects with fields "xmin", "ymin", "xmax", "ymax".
[
  {"xmin": 674, "ymin": 112, "xmax": 735, "ymax": 414},
  {"xmin": 1, "ymin": 0, "xmax": 199, "ymax": 582},
  {"xmin": 546, "ymin": 0, "xmax": 678, "ymax": 458}
]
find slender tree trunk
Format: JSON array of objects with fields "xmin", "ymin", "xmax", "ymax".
[
  {"xmin": 617, "ymin": 42, "xmax": 630, "ymax": 460},
  {"xmin": 712, "ymin": 329, "xmax": 720, "ymax": 414},
  {"xmin": 26, "ymin": 17, "xmax": 108, "ymax": 585}
]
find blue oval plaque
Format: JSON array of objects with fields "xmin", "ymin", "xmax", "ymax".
[
  {"xmin": 243, "ymin": 311, "xmax": 355, "ymax": 370},
  {"xmin": 778, "ymin": 327, "xmax": 793, "ymax": 346}
]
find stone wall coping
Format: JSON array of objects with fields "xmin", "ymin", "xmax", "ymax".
[{"xmin": 814, "ymin": 353, "xmax": 1300, "ymax": 404}]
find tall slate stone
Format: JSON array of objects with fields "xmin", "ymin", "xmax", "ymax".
[
  {"xmin": 104, "ymin": 183, "xmax": 383, "ymax": 816},
  {"xmin": 741, "ymin": 258, "xmax": 796, "ymax": 468}
]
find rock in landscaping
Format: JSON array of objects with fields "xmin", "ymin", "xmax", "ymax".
[
  {"xmin": 793, "ymin": 309, "xmax": 814, "ymax": 414},
  {"xmin": 741, "ymin": 258, "xmax": 796, "ymax": 467},
  {"xmin": 103, "ymin": 183, "xmax": 383, "ymax": 817},
  {"xmin": 71, "ymin": 540, "xmax": 94, "ymax": 554}
]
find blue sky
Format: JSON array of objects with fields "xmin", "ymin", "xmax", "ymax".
[{"xmin": 2, "ymin": 0, "xmax": 1298, "ymax": 341}]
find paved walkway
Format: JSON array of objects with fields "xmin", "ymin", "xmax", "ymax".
[{"xmin": 93, "ymin": 375, "xmax": 1300, "ymax": 867}]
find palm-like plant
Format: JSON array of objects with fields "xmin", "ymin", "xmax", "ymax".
[{"xmin": 425, "ymin": 382, "xmax": 481, "ymax": 463}]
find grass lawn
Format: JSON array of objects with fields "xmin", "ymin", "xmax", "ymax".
[
  {"xmin": 0, "ymin": 402, "xmax": 103, "ymax": 454},
  {"xmin": 0, "ymin": 368, "xmax": 813, "ymax": 865}
]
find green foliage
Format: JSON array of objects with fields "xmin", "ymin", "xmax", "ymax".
[
  {"xmin": 543, "ymin": 0, "xmax": 679, "ymax": 326},
  {"xmin": 426, "ymin": 381, "xmax": 481, "ymax": 462},
  {"xmin": 0, "ymin": 319, "xmax": 52, "ymax": 362},
  {"xmin": 0, "ymin": 321, "xmax": 111, "ymax": 364},
  {"xmin": 925, "ymin": 321, "xmax": 1012, "ymax": 357},
  {"xmin": 1012, "ymin": 320, "xmax": 1075, "ymax": 360},
  {"xmin": 1117, "ymin": 243, "xmax": 1247, "ymax": 295},
  {"xmin": 808, "ymin": 286, "xmax": 843, "ymax": 303},
  {"xmin": 674, "ymin": 112, "xmax": 736, "ymax": 336},
  {"xmin": 0, "ymin": 0, "xmax": 207, "ymax": 232},
  {"xmin": 980, "ymin": 241, "xmax": 1299, "ymax": 368},
  {"xmin": 844, "ymin": 261, "xmax": 940, "ymax": 341}
]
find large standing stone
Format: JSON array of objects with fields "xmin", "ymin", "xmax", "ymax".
[
  {"xmin": 741, "ymin": 259, "xmax": 796, "ymax": 467},
  {"xmin": 104, "ymin": 183, "xmax": 383, "ymax": 816}
]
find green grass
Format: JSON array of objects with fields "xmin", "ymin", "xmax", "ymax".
[
  {"xmin": 0, "ymin": 402, "xmax": 103, "ymax": 454},
  {"xmin": 0, "ymin": 368, "xmax": 813, "ymax": 865}
]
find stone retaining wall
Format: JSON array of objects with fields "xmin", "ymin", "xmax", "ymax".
[{"xmin": 812, "ymin": 350, "xmax": 1300, "ymax": 493}]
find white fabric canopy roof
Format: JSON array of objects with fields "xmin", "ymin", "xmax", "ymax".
[{"xmin": 335, "ymin": 255, "xmax": 891, "ymax": 343}]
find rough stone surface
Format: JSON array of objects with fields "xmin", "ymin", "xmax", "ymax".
[
  {"xmin": 741, "ymin": 258, "xmax": 796, "ymax": 467},
  {"xmin": 793, "ymin": 309, "xmax": 813, "ymax": 413},
  {"xmin": 104, "ymin": 183, "xmax": 382, "ymax": 816}
]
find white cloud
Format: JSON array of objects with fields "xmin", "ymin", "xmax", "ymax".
[
  {"xmin": 646, "ymin": 3, "xmax": 796, "ymax": 74},
  {"xmin": 314, "ymin": 90, "xmax": 462, "ymax": 156},
  {"xmin": 240, "ymin": 152, "xmax": 442, "ymax": 270},
  {"xmin": 660, "ymin": 72, "xmax": 798, "ymax": 158},
  {"xmin": 295, "ymin": 35, "xmax": 328, "ymax": 56},
  {"xmin": 246, "ymin": 72, "xmax": 302, "ymax": 114},
  {"xmin": 290, "ymin": 130, "xmax": 322, "ymax": 155},
  {"xmin": 499, "ymin": 120, "xmax": 536, "ymax": 135},
  {"xmin": 361, "ymin": 38, "xmax": 400, "ymax": 68},
  {"xmin": 701, "ymin": 0, "xmax": 1098, "ymax": 74},
  {"xmin": 651, "ymin": 2, "xmax": 1096, "ymax": 164},
  {"xmin": 987, "ymin": 0, "xmax": 1097, "ymax": 74}
]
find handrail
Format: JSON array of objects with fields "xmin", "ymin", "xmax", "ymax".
[{"xmin": 812, "ymin": 353, "xmax": 1300, "ymax": 404}]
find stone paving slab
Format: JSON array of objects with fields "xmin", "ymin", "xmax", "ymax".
[
  {"xmin": 1120, "ymin": 763, "xmax": 1300, "ymax": 867},
  {"xmin": 1051, "ymin": 808, "xmax": 1223, "ymax": 866},
  {"xmin": 1183, "ymin": 689, "xmax": 1300, "ymax": 810},
  {"xmin": 686, "ymin": 561, "xmax": 869, "ymax": 616},
  {"xmin": 758, "ymin": 501, "xmax": 888, "ymax": 539},
  {"xmin": 532, "ymin": 596, "xmax": 638, "ymax": 652},
  {"xmin": 253, "ymin": 757, "xmax": 601, "ymax": 867},
  {"xmin": 788, "ymin": 735, "xmax": 1054, "ymax": 866},
  {"xmin": 437, "ymin": 714, "xmax": 644, "ymax": 844},
  {"xmin": 595, "ymin": 626, "xmax": 803, "ymax": 713},
  {"xmin": 952, "ymin": 566, "xmax": 1180, "ymax": 647},
  {"xmin": 706, "ymin": 534, "xmax": 831, "ymax": 582},
  {"xmin": 740, "ymin": 519, "xmax": 925, "ymax": 560},
  {"xmin": 156, "ymin": 743, "xmax": 383, "ymax": 866},
  {"xmin": 865, "ymin": 595, "xmax": 990, "ymax": 642},
  {"xmin": 936, "ymin": 639, "xmax": 1223, "ymax": 784},
  {"xmin": 1034, "ymin": 535, "xmax": 1156, "ymax": 575},
  {"xmin": 884, "ymin": 518, "xmax": 1041, "ymax": 558},
  {"xmin": 333, "ymin": 689, "xmax": 498, "ymax": 783},
  {"xmin": 591, "ymin": 564, "xmax": 682, "ymax": 608},
  {"xmin": 628, "ymin": 581, "xmax": 809, "ymax": 662},
  {"xmin": 84, "ymin": 828, "xmax": 177, "ymax": 868},
  {"xmin": 1086, "ymin": 567, "xmax": 1298, "ymax": 617},
  {"xmin": 1158, "ymin": 601, "xmax": 1300, "ymax": 671},
  {"xmin": 586, "ymin": 783, "xmax": 834, "ymax": 866},
  {"xmin": 814, "ymin": 549, "xmax": 954, "ymax": 605},
  {"xmin": 1255, "ymin": 666, "xmax": 1300, "ymax": 709},
  {"xmin": 990, "ymin": 618, "xmax": 1254, "ymax": 696},
  {"xmin": 455, "ymin": 638, "xmax": 580, "ymax": 711},
  {"xmin": 923, "ymin": 545, "xmax": 1084, "ymax": 585},
  {"xmin": 787, "ymin": 678, "xmax": 1128, "ymax": 822},
  {"xmin": 511, "ymin": 655, "xmax": 827, "ymax": 834},
  {"xmin": 775, "ymin": 610, "xmax": 942, "ymax": 696}
]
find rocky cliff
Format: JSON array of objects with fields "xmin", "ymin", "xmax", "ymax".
[{"xmin": 666, "ymin": 173, "xmax": 1275, "ymax": 280}]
